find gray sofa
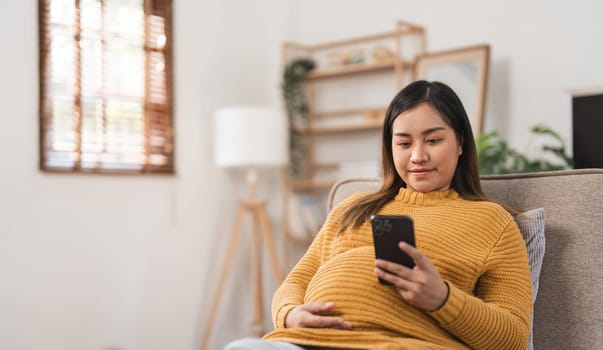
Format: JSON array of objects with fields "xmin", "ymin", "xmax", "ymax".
[{"xmin": 327, "ymin": 169, "xmax": 603, "ymax": 350}]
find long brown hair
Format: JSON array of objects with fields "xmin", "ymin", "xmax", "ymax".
[{"xmin": 336, "ymin": 80, "xmax": 493, "ymax": 234}]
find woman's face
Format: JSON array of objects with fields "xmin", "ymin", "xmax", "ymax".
[{"xmin": 391, "ymin": 102, "xmax": 462, "ymax": 193}]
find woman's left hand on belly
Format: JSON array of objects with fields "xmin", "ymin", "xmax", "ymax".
[{"xmin": 285, "ymin": 302, "xmax": 353, "ymax": 330}]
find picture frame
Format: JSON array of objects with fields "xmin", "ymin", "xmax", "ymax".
[{"xmin": 415, "ymin": 44, "xmax": 490, "ymax": 136}]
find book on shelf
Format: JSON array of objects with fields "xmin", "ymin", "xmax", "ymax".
[{"xmin": 288, "ymin": 194, "xmax": 327, "ymax": 241}]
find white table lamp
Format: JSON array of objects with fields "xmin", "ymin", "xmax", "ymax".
[
  {"xmin": 201, "ymin": 106, "xmax": 288, "ymax": 350},
  {"xmin": 213, "ymin": 106, "xmax": 288, "ymax": 198},
  {"xmin": 214, "ymin": 106, "xmax": 288, "ymax": 168}
]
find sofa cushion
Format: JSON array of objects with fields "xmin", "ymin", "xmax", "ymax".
[{"xmin": 513, "ymin": 208, "xmax": 546, "ymax": 350}]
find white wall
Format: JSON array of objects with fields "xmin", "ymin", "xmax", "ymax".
[
  {"xmin": 2, "ymin": 1, "xmax": 602, "ymax": 350},
  {"xmin": 0, "ymin": 1, "xmax": 294, "ymax": 350},
  {"xmin": 295, "ymin": 0, "xmax": 603, "ymax": 152}
]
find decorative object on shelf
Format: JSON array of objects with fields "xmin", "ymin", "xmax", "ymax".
[
  {"xmin": 337, "ymin": 160, "xmax": 381, "ymax": 180},
  {"xmin": 282, "ymin": 58, "xmax": 315, "ymax": 178},
  {"xmin": 477, "ymin": 124, "xmax": 574, "ymax": 175},
  {"xmin": 201, "ymin": 106, "xmax": 287, "ymax": 350},
  {"xmin": 363, "ymin": 108, "xmax": 387, "ymax": 123},
  {"xmin": 371, "ymin": 45, "xmax": 395, "ymax": 63},
  {"xmin": 288, "ymin": 194, "xmax": 326, "ymax": 241},
  {"xmin": 416, "ymin": 44, "xmax": 490, "ymax": 136},
  {"xmin": 348, "ymin": 48, "xmax": 365, "ymax": 64},
  {"xmin": 326, "ymin": 49, "xmax": 366, "ymax": 67}
]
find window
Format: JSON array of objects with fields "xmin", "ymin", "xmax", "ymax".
[{"xmin": 39, "ymin": 0, "xmax": 174, "ymax": 174}]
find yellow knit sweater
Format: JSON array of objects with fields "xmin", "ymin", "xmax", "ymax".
[{"xmin": 264, "ymin": 188, "xmax": 532, "ymax": 350}]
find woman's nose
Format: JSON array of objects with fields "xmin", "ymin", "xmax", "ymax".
[{"xmin": 410, "ymin": 145, "xmax": 428, "ymax": 163}]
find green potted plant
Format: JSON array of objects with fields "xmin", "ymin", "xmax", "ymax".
[
  {"xmin": 281, "ymin": 58, "xmax": 315, "ymax": 178},
  {"xmin": 477, "ymin": 124, "xmax": 574, "ymax": 175}
]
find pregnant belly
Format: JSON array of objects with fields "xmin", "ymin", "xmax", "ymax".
[{"xmin": 304, "ymin": 245, "xmax": 407, "ymax": 329}]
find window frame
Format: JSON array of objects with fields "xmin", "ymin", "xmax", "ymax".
[{"xmin": 38, "ymin": 0, "xmax": 175, "ymax": 175}]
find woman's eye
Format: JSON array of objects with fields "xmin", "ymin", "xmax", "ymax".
[
  {"xmin": 397, "ymin": 142, "xmax": 411, "ymax": 148},
  {"xmin": 426, "ymin": 138, "xmax": 442, "ymax": 144}
]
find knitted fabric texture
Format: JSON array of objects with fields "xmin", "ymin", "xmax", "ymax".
[{"xmin": 264, "ymin": 188, "xmax": 532, "ymax": 350}]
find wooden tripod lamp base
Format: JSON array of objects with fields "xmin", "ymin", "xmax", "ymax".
[{"xmin": 199, "ymin": 172, "xmax": 285, "ymax": 350}]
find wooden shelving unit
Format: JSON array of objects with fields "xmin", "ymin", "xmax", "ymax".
[
  {"xmin": 281, "ymin": 20, "xmax": 427, "ymax": 265},
  {"xmin": 288, "ymin": 179, "xmax": 336, "ymax": 191},
  {"xmin": 306, "ymin": 60, "xmax": 415, "ymax": 80},
  {"xmin": 297, "ymin": 119, "xmax": 384, "ymax": 135}
]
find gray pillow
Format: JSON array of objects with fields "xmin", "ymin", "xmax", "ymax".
[{"xmin": 513, "ymin": 208, "xmax": 546, "ymax": 350}]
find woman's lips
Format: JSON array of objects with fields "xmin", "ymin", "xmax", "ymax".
[{"xmin": 409, "ymin": 168, "xmax": 434, "ymax": 176}]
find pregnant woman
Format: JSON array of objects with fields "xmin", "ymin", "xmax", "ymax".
[{"xmin": 225, "ymin": 80, "xmax": 532, "ymax": 350}]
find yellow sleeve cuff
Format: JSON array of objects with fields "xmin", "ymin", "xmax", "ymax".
[
  {"xmin": 429, "ymin": 281, "xmax": 467, "ymax": 325},
  {"xmin": 274, "ymin": 303, "xmax": 297, "ymax": 329}
]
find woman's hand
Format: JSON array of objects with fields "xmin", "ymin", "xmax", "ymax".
[
  {"xmin": 285, "ymin": 302, "xmax": 352, "ymax": 329},
  {"xmin": 375, "ymin": 242, "xmax": 449, "ymax": 312}
]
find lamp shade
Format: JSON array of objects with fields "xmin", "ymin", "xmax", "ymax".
[{"xmin": 213, "ymin": 106, "xmax": 289, "ymax": 168}]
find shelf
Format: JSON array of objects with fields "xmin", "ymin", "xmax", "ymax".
[
  {"xmin": 309, "ymin": 107, "xmax": 386, "ymax": 119},
  {"xmin": 310, "ymin": 108, "xmax": 367, "ymax": 119},
  {"xmin": 307, "ymin": 60, "xmax": 414, "ymax": 80},
  {"xmin": 309, "ymin": 162, "xmax": 339, "ymax": 170},
  {"xmin": 297, "ymin": 120, "xmax": 383, "ymax": 135},
  {"xmin": 288, "ymin": 179, "xmax": 336, "ymax": 191}
]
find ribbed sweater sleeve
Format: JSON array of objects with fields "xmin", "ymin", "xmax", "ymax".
[
  {"xmin": 271, "ymin": 228, "xmax": 325, "ymax": 329},
  {"xmin": 429, "ymin": 218, "xmax": 532, "ymax": 350},
  {"xmin": 271, "ymin": 194, "xmax": 361, "ymax": 329}
]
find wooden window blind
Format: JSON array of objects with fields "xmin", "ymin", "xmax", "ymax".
[{"xmin": 39, "ymin": 0, "xmax": 174, "ymax": 174}]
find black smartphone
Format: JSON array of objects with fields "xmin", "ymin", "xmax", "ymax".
[{"xmin": 371, "ymin": 214, "xmax": 416, "ymax": 285}]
